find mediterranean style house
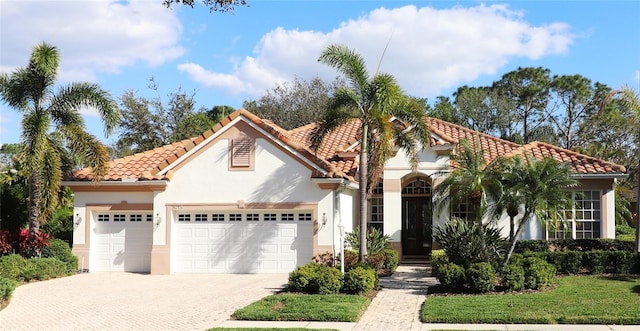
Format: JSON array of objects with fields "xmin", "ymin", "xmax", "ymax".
[{"xmin": 63, "ymin": 109, "xmax": 627, "ymax": 274}]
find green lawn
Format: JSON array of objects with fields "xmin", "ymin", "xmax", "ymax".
[
  {"xmin": 422, "ymin": 275, "xmax": 640, "ymax": 324},
  {"xmin": 231, "ymin": 293, "xmax": 370, "ymax": 322}
]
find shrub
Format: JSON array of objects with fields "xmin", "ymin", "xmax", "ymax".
[
  {"xmin": 501, "ymin": 263, "xmax": 524, "ymax": 291},
  {"xmin": 366, "ymin": 252, "xmax": 386, "ymax": 274},
  {"xmin": 584, "ymin": 250, "xmax": 608, "ymax": 274},
  {"xmin": 522, "ymin": 257, "xmax": 556, "ymax": 290},
  {"xmin": 312, "ymin": 252, "xmax": 336, "ymax": 267},
  {"xmin": 22, "ymin": 258, "xmax": 67, "ymax": 281},
  {"xmin": 430, "ymin": 249, "xmax": 448, "ymax": 277},
  {"xmin": 437, "ymin": 262, "xmax": 465, "ymax": 291},
  {"xmin": 345, "ymin": 227, "xmax": 391, "ymax": 254},
  {"xmin": 0, "ymin": 230, "xmax": 15, "ymax": 256},
  {"xmin": 433, "ymin": 217, "xmax": 506, "ymax": 268},
  {"xmin": 288, "ymin": 263, "xmax": 342, "ymax": 294},
  {"xmin": 381, "ymin": 248, "xmax": 399, "ymax": 274},
  {"xmin": 547, "ymin": 251, "xmax": 582, "ymax": 275},
  {"xmin": 42, "ymin": 238, "xmax": 78, "ymax": 275},
  {"xmin": 339, "ymin": 250, "xmax": 359, "ymax": 271},
  {"xmin": 0, "ymin": 254, "xmax": 27, "ymax": 280},
  {"xmin": 342, "ymin": 265, "xmax": 377, "ymax": 295},
  {"xmin": 610, "ymin": 251, "xmax": 636, "ymax": 274},
  {"xmin": 466, "ymin": 262, "xmax": 496, "ymax": 293},
  {"xmin": 0, "ymin": 276, "xmax": 17, "ymax": 302}
]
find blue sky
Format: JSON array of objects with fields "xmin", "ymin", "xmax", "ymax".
[{"xmin": 1, "ymin": 0, "xmax": 639, "ymax": 147}]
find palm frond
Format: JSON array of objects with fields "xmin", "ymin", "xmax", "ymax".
[
  {"xmin": 51, "ymin": 82, "xmax": 119, "ymax": 136},
  {"xmin": 318, "ymin": 44, "xmax": 369, "ymax": 95}
]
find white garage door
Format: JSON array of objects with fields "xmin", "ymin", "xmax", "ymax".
[
  {"xmin": 173, "ymin": 211, "xmax": 314, "ymax": 273},
  {"xmin": 92, "ymin": 213, "xmax": 153, "ymax": 272}
]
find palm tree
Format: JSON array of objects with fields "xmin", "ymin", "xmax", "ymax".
[
  {"xmin": 0, "ymin": 42, "xmax": 119, "ymax": 255},
  {"xmin": 501, "ymin": 155, "xmax": 577, "ymax": 267},
  {"xmin": 311, "ymin": 44, "xmax": 430, "ymax": 261},
  {"xmin": 433, "ymin": 138, "xmax": 503, "ymax": 261}
]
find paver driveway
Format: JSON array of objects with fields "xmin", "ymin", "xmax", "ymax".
[{"xmin": 0, "ymin": 272, "xmax": 288, "ymax": 331}]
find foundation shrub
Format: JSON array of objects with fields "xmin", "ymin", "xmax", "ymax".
[
  {"xmin": 312, "ymin": 252, "xmax": 336, "ymax": 267},
  {"xmin": 433, "ymin": 217, "xmax": 506, "ymax": 268},
  {"xmin": 437, "ymin": 262, "xmax": 465, "ymax": 291},
  {"xmin": 22, "ymin": 258, "xmax": 67, "ymax": 281},
  {"xmin": 42, "ymin": 238, "xmax": 78, "ymax": 275},
  {"xmin": 339, "ymin": 250, "xmax": 359, "ymax": 271},
  {"xmin": 341, "ymin": 265, "xmax": 377, "ymax": 295},
  {"xmin": 345, "ymin": 227, "xmax": 391, "ymax": 255},
  {"xmin": 501, "ymin": 263, "xmax": 525, "ymax": 291},
  {"xmin": 522, "ymin": 257, "xmax": 556, "ymax": 290},
  {"xmin": 466, "ymin": 262, "xmax": 496, "ymax": 293},
  {"xmin": 610, "ymin": 251, "xmax": 636, "ymax": 274},
  {"xmin": 0, "ymin": 254, "xmax": 27, "ymax": 280},
  {"xmin": 0, "ymin": 276, "xmax": 17, "ymax": 302},
  {"xmin": 430, "ymin": 249, "xmax": 448, "ymax": 277},
  {"xmin": 288, "ymin": 263, "xmax": 342, "ymax": 294},
  {"xmin": 365, "ymin": 252, "xmax": 385, "ymax": 274},
  {"xmin": 381, "ymin": 248, "xmax": 399, "ymax": 274},
  {"xmin": 584, "ymin": 251, "xmax": 609, "ymax": 274},
  {"xmin": 547, "ymin": 251, "xmax": 582, "ymax": 275}
]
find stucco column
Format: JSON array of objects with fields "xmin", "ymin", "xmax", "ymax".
[{"xmin": 383, "ymin": 178, "xmax": 402, "ymax": 244}]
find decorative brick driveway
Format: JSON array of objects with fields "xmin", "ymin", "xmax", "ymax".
[{"xmin": 0, "ymin": 272, "xmax": 288, "ymax": 331}]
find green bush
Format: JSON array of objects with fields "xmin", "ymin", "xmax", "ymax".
[
  {"xmin": 381, "ymin": 248, "xmax": 399, "ymax": 274},
  {"xmin": 466, "ymin": 262, "xmax": 496, "ymax": 293},
  {"xmin": 288, "ymin": 263, "xmax": 342, "ymax": 294},
  {"xmin": 437, "ymin": 262, "xmax": 465, "ymax": 291},
  {"xmin": 431, "ymin": 249, "xmax": 448, "ymax": 277},
  {"xmin": 22, "ymin": 258, "xmax": 67, "ymax": 281},
  {"xmin": 610, "ymin": 251, "xmax": 636, "ymax": 274},
  {"xmin": 0, "ymin": 276, "xmax": 17, "ymax": 302},
  {"xmin": 42, "ymin": 238, "xmax": 77, "ymax": 275},
  {"xmin": 584, "ymin": 250, "xmax": 608, "ymax": 274},
  {"xmin": 366, "ymin": 252, "xmax": 386, "ymax": 274},
  {"xmin": 342, "ymin": 265, "xmax": 377, "ymax": 295},
  {"xmin": 547, "ymin": 251, "xmax": 582, "ymax": 275},
  {"xmin": 514, "ymin": 239, "xmax": 635, "ymax": 253},
  {"xmin": 522, "ymin": 257, "xmax": 556, "ymax": 290},
  {"xmin": 501, "ymin": 263, "xmax": 525, "ymax": 291},
  {"xmin": 0, "ymin": 254, "xmax": 27, "ymax": 280}
]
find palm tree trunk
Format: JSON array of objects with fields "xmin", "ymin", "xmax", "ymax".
[
  {"xmin": 28, "ymin": 174, "xmax": 41, "ymax": 257},
  {"xmin": 503, "ymin": 213, "xmax": 529, "ymax": 269},
  {"xmin": 359, "ymin": 124, "xmax": 369, "ymax": 262}
]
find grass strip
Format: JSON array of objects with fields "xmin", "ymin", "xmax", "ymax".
[
  {"xmin": 232, "ymin": 293, "xmax": 370, "ymax": 322},
  {"xmin": 422, "ymin": 275, "xmax": 640, "ymax": 324}
]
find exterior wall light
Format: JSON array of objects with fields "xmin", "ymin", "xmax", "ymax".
[
  {"xmin": 322, "ymin": 213, "xmax": 327, "ymax": 225},
  {"xmin": 155, "ymin": 213, "xmax": 162, "ymax": 226}
]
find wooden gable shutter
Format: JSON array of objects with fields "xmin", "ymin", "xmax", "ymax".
[{"xmin": 231, "ymin": 136, "xmax": 252, "ymax": 167}]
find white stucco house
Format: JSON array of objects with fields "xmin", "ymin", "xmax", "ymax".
[{"xmin": 63, "ymin": 109, "xmax": 627, "ymax": 274}]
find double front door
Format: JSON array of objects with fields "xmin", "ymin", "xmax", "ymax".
[{"xmin": 402, "ymin": 197, "xmax": 432, "ymax": 256}]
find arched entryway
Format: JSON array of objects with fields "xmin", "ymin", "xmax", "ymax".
[{"xmin": 401, "ymin": 176, "xmax": 433, "ymax": 256}]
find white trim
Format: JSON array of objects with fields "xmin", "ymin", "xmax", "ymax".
[
  {"xmin": 311, "ymin": 178, "xmax": 359, "ymax": 190},
  {"xmin": 570, "ymin": 174, "xmax": 627, "ymax": 179},
  {"xmin": 61, "ymin": 180, "xmax": 168, "ymax": 188}
]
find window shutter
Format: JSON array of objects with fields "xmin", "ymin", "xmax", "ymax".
[{"xmin": 232, "ymin": 137, "xmax": 252, "ymax": 167}]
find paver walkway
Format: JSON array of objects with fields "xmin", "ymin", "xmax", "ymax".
[{"xmin": 0, "ymin": 272, "xmax": 288, "ymax": 331}]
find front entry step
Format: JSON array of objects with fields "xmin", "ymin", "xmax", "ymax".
[{"xmin": 401, "ymin": 255, "xmax": 431, "ymax": 266}]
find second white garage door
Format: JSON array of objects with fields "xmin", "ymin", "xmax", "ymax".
[{"xmin": 172, "ymin": 211, "xmax": 314, "ymax": 273}]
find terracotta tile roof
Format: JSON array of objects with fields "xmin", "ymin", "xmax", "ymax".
[
  {"xmin": 65, "ymin": 110, "xmax": 626, "ymax": 183},
  {"xmin": 66, "ymin": 109, "xmax": 354, "ymax": 182}
]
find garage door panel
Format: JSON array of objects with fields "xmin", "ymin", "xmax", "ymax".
[
  {"xmin": 92, "ymin": 213, "xmax": 152, "ymax": 272},
  {"xmin": 173, "ymin": 211, "xmax": 313, "ymax": 273}
]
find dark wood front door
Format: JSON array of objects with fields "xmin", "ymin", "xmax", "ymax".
[{"xmin": 402, "ymin": 197, "xmax": 432, "ymax": 255}]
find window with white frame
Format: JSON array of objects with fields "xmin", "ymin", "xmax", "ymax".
[
  {"xmin": 281, "ymin": 213, "xmax": 294, "ymax": 222},
  {"xmin": 547, "ymin": 191, "xmax": 601, "ymax": 239},
  {"xmin": 195, "ymin": 214, "xmax": 208, "ymax": 222},
  {"xmin": 211, "ymin": 214, "xmax": 225, "ymax": 222},
  {"xmin": 177, "ymin": 214, "xmax": 191, "ymax": 222},
  {"xmin": 246, "ymin": 213, "xmax": 259, "ymax": 222},
  {"xmin": 368, "ymin": 183, "xmax": 384, "ymax": 231},
  {"xmin": 113, "ymin": 214, "xmax": 126, "ymax": 222},
  {"xmin": 229, "ymin": 214, "xmax": 242, "ymax": 222},
  {"xmin": 263, "ymin": 213, "xmax": 277, "ymax": 221},
  {"xmin": 451, "ymin": 198, "xmax": 476, "ymax": 222},
  {"xmin": 97, "ymin": 214, "xmax": 109, "ymax": 222},
  {"xmin": 130, "ymin": 214, "xmax": 142, "ymax": 222},
  {"xmin": 298, "ymin": 213, "xmax": 312, "ymax": 222}
]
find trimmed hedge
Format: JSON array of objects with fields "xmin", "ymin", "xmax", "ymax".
[
  {"xmin": 431, "ymin": 249, "xmax": 448, "ymax": 277},
  {"xmin": 342, "ymin": 265, "xmax": 377, "ymax": 295},
  {"xmin": 466, "ymin": 262, "xmax": 496, "ymax": 293},
  {"xmin": 437, "ymin": 262, "xmax": 466, "ymax": 291},
  {"xmin": 514, "ymin": 239, "xmax": 635, "ymax": 253},
  {"xmin": 501, "ymin": 264, "xmax": 525, "ymax": 291},
  {"xmin": 42, "ymin": 238, "xmax": 78, "ymax": 275},
  {"xmin": 0, "ymin": 276, "xmax": 17, "ymax": 302},
  {"xmin": 0, "ymin": 254, "xmax": 28, "ymax": 280},
  {"xmin": 522, "ymin": 257, "xmax": 556, "ymax": 290},
  {"xmin": 288, "ymin": 263, "xmax": 342, "ymax": 294}
]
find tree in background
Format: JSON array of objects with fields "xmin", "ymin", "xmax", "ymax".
[
  {"xmin": 0, "ymin": 143, "xmax": 29, "ymax": 232},
  {"xmin": 114, "ymin": 78, "xmax": 217, "ymax": 157},
  {"xmin": 311, "ymin": 44, "xmax": 430, "ymax": 261},
  {"xmin": 243, "ymin": 76, "xmax": 344, "ymax": 130},
  {"xmin": 162, "ymin": 0, "xmax": 247, "ymax": 13},
  {"xmin": 0, "ymin": 42, "xmax": 119, "ymax": 254}
]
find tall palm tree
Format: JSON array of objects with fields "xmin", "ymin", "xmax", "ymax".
[
  {"xmin": 501, "ymin": 156, "xmax": 577, "ymax": 267},
  {"xmin": 0, "ymin": 42, "xmax": 118, "ymax": 254},
  {"xmin": 433, "ymin": 138, "xmax": 503, "ymax": 261},
  {"xmin": 311, "ymin": 44, "xmax": 430, "ymax": 262}
]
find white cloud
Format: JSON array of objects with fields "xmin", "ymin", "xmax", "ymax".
[
  {"xmin": 0, "ymin": 0, "xmax": 184, "ymax": 83},
  {"xmin": 178, "ymin": 4, "xmax": 574, "ymax": 98}
]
